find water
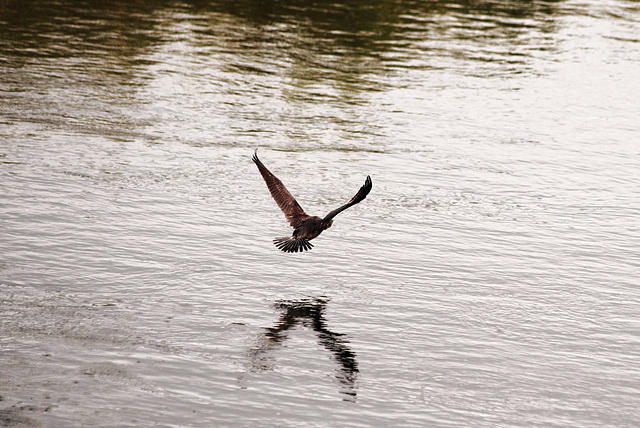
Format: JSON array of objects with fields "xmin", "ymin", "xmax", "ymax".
[{"xmin": 1, "ymin": 0, "xmax": 639, "ymax": 426}]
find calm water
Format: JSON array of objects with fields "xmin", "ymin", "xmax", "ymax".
[{"xmin": 1, "ymin": 0, "xmax": 639, "ymax": 426}]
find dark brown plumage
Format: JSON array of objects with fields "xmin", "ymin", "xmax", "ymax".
[{"xmin": 252, "ymin": 151, "xmax": 372, "ymax": 253}]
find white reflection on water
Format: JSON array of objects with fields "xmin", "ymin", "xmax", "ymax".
[{"xmin": 1, "ymin": 0, "xmax": 640, "ymax": 427}]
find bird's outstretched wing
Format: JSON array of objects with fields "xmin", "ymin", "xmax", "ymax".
[
  {"xmin": 322, "ymin": 175, "xmax": 372, "ymax": 223},
  {"xmin": 252, "ymin": 151, "xmax": 309, "ymax": 228}
]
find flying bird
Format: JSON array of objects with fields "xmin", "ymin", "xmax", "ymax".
[{"xmin": 252, "ymin": 151, "xmax": 372, "ymax": 253}]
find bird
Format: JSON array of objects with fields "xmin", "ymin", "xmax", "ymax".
[{"xmin": 252, "ymin": 151, "xmax": 372, "ymax": 253}]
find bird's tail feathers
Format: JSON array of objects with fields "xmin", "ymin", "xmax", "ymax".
[{"xmin": 273, "ymin": 237, "xmax": 313, "ymax": 253}]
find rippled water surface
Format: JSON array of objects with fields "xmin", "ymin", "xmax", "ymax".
[{"xmin": 1, "ymin": 0, "xmax": 639, "ymax": 426}]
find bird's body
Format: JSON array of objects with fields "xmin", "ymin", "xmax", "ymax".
[{"xmin": 252, "ymin": 151, "xmax": 372, "ymax": 253}]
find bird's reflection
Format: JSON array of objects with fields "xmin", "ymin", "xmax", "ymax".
[{"xmin": 248, "ymin": 297, "xmax": 358, "ymax": 401}]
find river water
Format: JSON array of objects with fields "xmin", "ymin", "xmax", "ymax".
[{"xmin": 1, "ymin": 0, "xmax": 639, "ymax": 426}]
